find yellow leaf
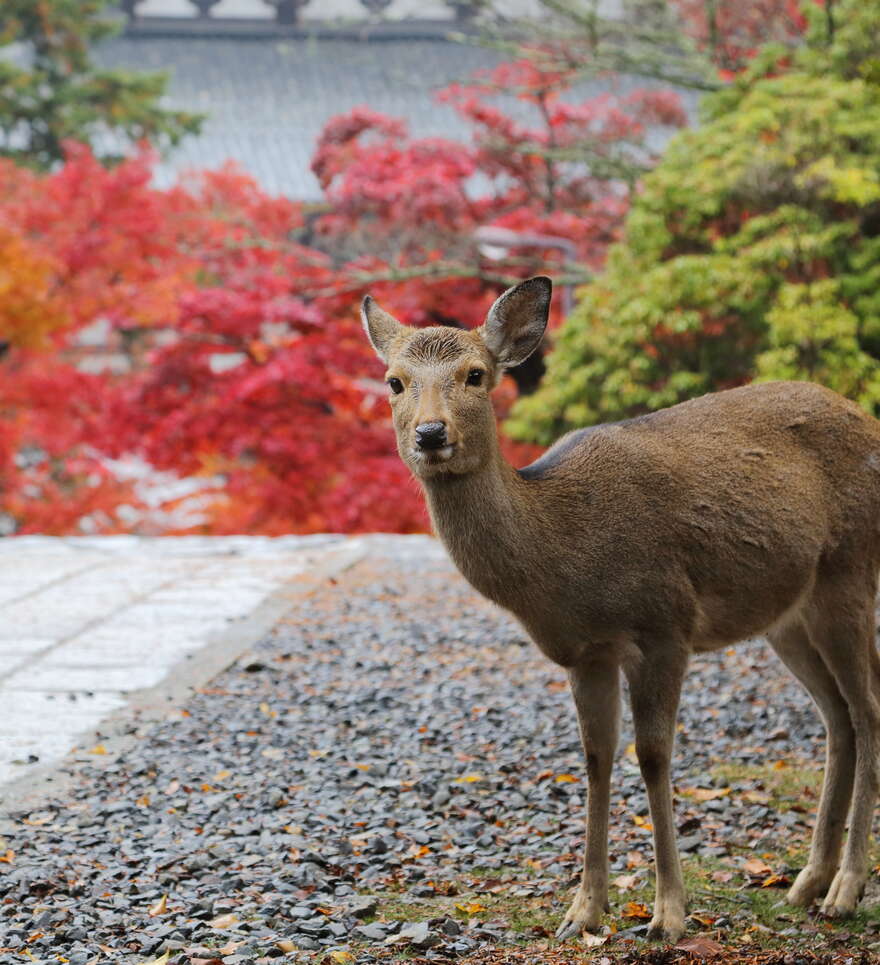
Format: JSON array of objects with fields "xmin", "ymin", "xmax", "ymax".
[
  {"xmin": 455, "ymin": 902, "xmax": 486, "ymax": 914},
  {"xmin": 625, "ymin": 742, "xmax": 637, "ymax": 762},
  {"xmin": 147, "ymin": 893, "xmax": 167, "ymax": 917},
  {"xmin": 330, "ymin": 953, "xmax": 355, "ymax": 964},
  {"xmin": 214, "ymin": 769, "xmax": 231, "ymax": 781},
  {"xmin": 276, "ymin": 940, "xmax": 296, "ymax": 953},
  {"xmin": 622, "ymin": 901, "xmax": 652, "ymax": 920},
  {"xmin": 453, "ymin": 774, "xmax": 483, "ymax": 783},
  {"xmin": 89, "ymin": 744, "xmax": 107, "ymax": 755},
  {"xmin": 0, "ymin": 850, "xmax": 14, "ymax": 864},
  {"xmin": 555, "ymin": 773, "xmax": 578, "ymax": 783},
  {"xmin": 136, "ymin": 795, "xmax": 150, "ymax": 808},
  {"xmin": 259, "ymin": 701, "xmax": 277, "ymax": 718}
]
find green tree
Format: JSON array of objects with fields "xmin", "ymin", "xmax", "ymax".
[
  {"xmin": 508, "ymin": 0, "xmax": 880, "ymax": 445},
  {"xmin": 0, "ymin": 0, "xmax": 201, "ymax": 169}
]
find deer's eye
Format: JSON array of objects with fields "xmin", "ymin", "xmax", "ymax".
[
  {"xmin": 466, "ymin": 368, "xmax": 484, "ymax": 387},
  {"xmin": 387, "ymin": 377, "xmax": 404, "ymax": 395}
]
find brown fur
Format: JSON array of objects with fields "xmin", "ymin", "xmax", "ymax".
[{"xmin": 362, "ymin": 278, "xmax": 880, "ymax": 941}]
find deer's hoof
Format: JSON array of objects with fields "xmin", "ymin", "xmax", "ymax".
[
  {"xmin": 787, "ymin": 864, "xmax": 835, "ymax": 907},
  {"xmin": 646, "ymin": 896, "xmax": 686, "ymax": 943},
  {"xmin": 819, "ymin": 870, "xmax": 865, "ymax": 918},
  {"xmin": 555, "ymin": 888, "xmax": 604, "ymax": 941}
]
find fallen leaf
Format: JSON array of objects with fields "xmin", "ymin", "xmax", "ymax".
[
  {"xmin": 621, "ymin": 901, "xmax": 652, "ymax": 920},
  {"xmin": 581, "ymin": 932, "xmax": 608, "ymax": 948},
  {"xmin": 147, "ymin": 893, "xmax": 167, "ymax": 917},
  {"xmin": 88, "ymin": 744, "xmax": 107, "ymax": 755},
  {"xmin": 689, "ymin": 912, "xmax": 717, "ymax": 926},
  {"xmin": 330, "ymin": 953, "xmax": 355, "ymax": 964},
  {"xmin": 455, "ymin": 901, "xmax": 487, "ymax": 914},
  {"xmin": 0, "ymin": 850, "xmax": 14, "ymax": 864},
  {"xmin": 773, "ymin": 760, "xmax": 788, "ymax": 770},
  {"xmin": 626, "ymin": 850, "xmax": 646, "ymax": 868},
  {"xmin": 743, "ymin": 790, "xmax": 770, "ymax": 804},
  {"xmin": 214, "ymin": 769, "xmax": 231, "ymax": 780},
  {"xmin": 684, "ymin": 786, "xmax": 731, "ymax": 802},
  {"xmin": 164, "ymin": 779, "xmax": 179, "ymax": 795},
  {"xmin": 135, "ymin": 794, "xmax": 150, "ymax": 808},
  {"xmin": 612, "ymin": 873, "xmax": 637, "ymax": 890},
  {"xmin": 675, "ymin": 935, "xmax": 725, "ymax": 956},
  {"xmin": 141, "ymin": 953, "xmax": 170, "ymax": 965},
  {"xmin": 210, "ymin": 912, "xmax": 238, "ymax": 929},
  {"xmin": 744, "ymin": 857, "xmax": 772, "ymax": 877},
  {"xmin": 217, "ymin": 940, "xmax": 244, "ymax": 955},
  {"xmin": 711, "ymin": 870, "xmax": 734, "ymax": 883},
  {"xmin": 761, "ymin": 874, "xmax": 791, "ymax": 888},
  {"xmin": 276, "ymin": 940, "xmax": 296, "ymax": 953},
  {"xmin": 453, "ymin": 774, "xmax": 484, "ymax": 783},
  {"xmin": 632, "ymin": 814, "xmax": 653, "ymax": 830},
  {"xmin": 555, "ymin": 773, "xmax": 578, "ymax": 783}
]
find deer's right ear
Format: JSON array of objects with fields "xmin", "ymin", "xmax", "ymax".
[{"xmin": 361, "ymin": 296, "xmax": 405, "ymax": 364}]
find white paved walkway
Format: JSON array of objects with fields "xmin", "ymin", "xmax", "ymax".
[{"xmin": 0, "ymin": 535, "xmax": 352, "ymax": 792}]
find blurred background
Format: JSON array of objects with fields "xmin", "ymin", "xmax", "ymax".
[{"xmin": 0, "ymin": 0, "xmax": 875, "ymax": 537}]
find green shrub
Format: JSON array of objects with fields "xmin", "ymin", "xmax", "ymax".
[{"xmin": 508, "ymin": 0, "xmax": 880, "ymax": 445}]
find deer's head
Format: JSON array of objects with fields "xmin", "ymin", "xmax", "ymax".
[{"xmin": 362, "ymin": 277, "xmax": 551, "ymax": 479}]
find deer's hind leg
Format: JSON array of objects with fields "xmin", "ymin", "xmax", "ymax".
[
  {"xmin": 768, "ymin": 618, "xmax": 856, "ymax": 908},
  {"xmin": 803, "ymin": 573, "xmax": 880, "ymax": 918},
  {"xmin": 556, "ymin": 660, "xmax": 621, "ymax": 940}
]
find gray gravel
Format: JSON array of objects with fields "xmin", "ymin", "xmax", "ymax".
[{"xmin": 0, "ymin": 535, "xmax": 867, "ymax": 963}]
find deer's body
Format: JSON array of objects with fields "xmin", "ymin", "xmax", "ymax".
[
  {"xmin": 426, "ymin": 380, "xmax": 880, "ymax": 668},
  {"xmin": 362, "ymin": 278, "xmax": 880, "ymax": 942}
]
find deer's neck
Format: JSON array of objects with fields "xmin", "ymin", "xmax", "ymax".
[{"xmin": 421, "ymin": 453, "xmax": 539, "ymax": 608}]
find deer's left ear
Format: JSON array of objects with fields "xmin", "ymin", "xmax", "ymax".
[
  {"xmin": 361, "ymin": 295, "xmax": 406, "ymax": 364},
  {"xmin": 479, "ymin": 276, "xmax": 551, "ymax": 368}
]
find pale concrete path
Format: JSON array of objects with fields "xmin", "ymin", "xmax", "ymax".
[{"xmin": 0, "ymin": 535, "xmax": 365, "ymax": 796}]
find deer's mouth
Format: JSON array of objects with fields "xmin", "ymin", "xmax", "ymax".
[{"xmin": 412, "ymin": 443, "xmax": 456, "ymax": 465}]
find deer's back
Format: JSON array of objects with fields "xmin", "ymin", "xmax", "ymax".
[{"xmin": 515, "ymin": 381, "xmax": 880, "ymax": 658}]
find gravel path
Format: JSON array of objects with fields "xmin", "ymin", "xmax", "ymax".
[{"xmin": 1, "ymin": 535, "xmax": 876, "ymax": 964}]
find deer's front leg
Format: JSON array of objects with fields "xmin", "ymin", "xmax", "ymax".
[
  {"xmin": 556, "ymin": 660, "xmax": 621, "ymax": 940},
  {"xmin": 626, "ymin": 648, "xmax": 688, "ymax": 942}
]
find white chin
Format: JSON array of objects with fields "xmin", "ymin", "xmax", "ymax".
[{"xmin": 413, "ymin": 445, "xmax": 455, "ymax": 465}]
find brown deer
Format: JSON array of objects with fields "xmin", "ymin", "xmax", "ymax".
[{"xmin": 361, "ymin": 276, "xmax": 880, "ymax": 941}]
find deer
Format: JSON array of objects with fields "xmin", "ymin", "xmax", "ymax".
[{"xmin": 361, "ymin": 275, "xmax": 880, "ymax": 942}]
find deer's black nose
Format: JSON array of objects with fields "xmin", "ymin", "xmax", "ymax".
[{"xmin": 415, "ymin": 421, "xmax": 448, "ymax": 450}]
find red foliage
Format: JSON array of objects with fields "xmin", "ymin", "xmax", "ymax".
[
  {"xmin": 0, "ymin": 53, "xmax": 688, "ymax": 535},
  {"xmin": 672, "ymin": 0, "xmax": 815, "ymax": 74}
]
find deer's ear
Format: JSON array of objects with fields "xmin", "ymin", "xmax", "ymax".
[
  {"xmin": 479, "ymin": 276, "xmax": 551, "ymax": 368},
  {"xmin": 361, "ymin": 295, "xmax": 406, "ymax": 363}
]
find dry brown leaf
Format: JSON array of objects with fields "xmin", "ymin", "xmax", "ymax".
[
  {"xmin": 675, "ymin": 935, "xmax": 726, "ymax": 956},
  {"xmin": 711, "ymin": 870, "xmax": 734, "ymax": 884},
  {"xmin": 581, "ymin": 932, "xmax": 608, "ymax": 948},
  {"xmin": 626, "ymin": 850, "xmax": 646, "ymax": 868},
  {"xmin": 684, "ymin": 786, "xmax": 731, "ymax": 802},
  {"xmin": 276, "ymin": 940, "xmax": 296, "ymax": 953},
  {"xmin": 209, "ymin": 912, "xmax": 238, "ymax": 929},
  {"xmin": 164, "ymin": 779, "xmax": 180, "ymax": 795},
  {"xmin": 140, "ymin": 953, "xmax": 170, "ymax": 965},
  {"xmin": 612, "ymin": 873, "xmax": 638, "ymax": 890},
  {"xmin": 217, "ymin": 940, "xmax": 245, "ymax": 955},
  {"xmin": 744, "ymin": 857, "xmax": 773, "ymax": 876},
  {"xmin": 147, "ymin": 893, "xmax": 167, "ymax": 917}
]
